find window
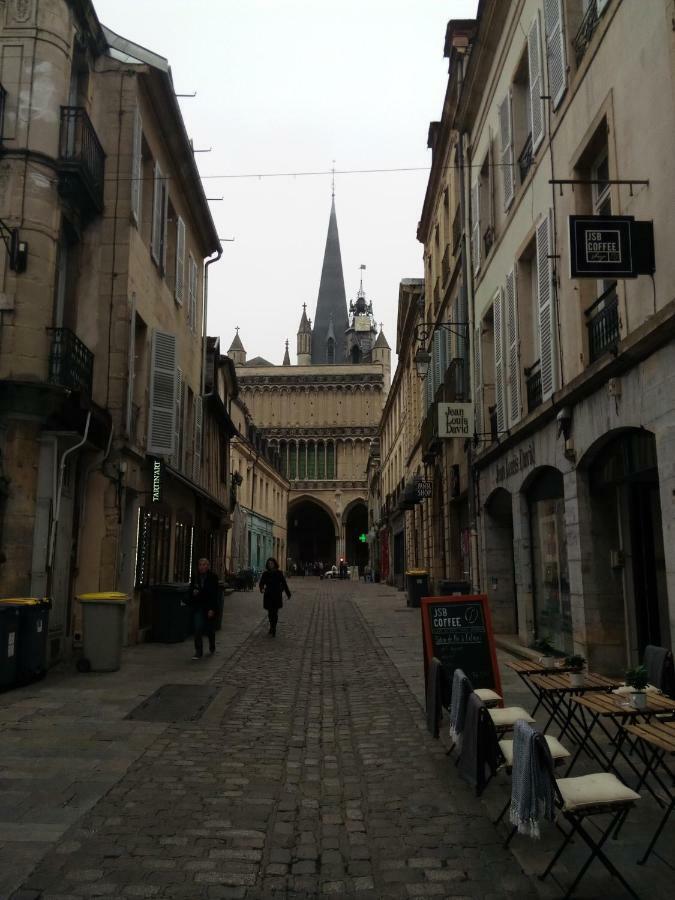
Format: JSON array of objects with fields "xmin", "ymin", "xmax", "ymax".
[
  {"xmin": 175, "ymin": 217, "xmax": 186, "ymax": 304},
  {"xmin": 188, "ymin": 255, "xmax": 198, "ymax": 334},
  {"xmin": 479, "ymin": 154, "xmax": 493, "ymax": 257},
  {"xmin": 130, "ymin": 108, "xmax": 142, "ymax": 225},
  {"xmin": 326, "ymin": 441, "xmax": 335, "ymax": 479},
  {"xmin": 498, "ymin": 92, "xmax": 515, "ymax": 210},
  {"xmin": 544, "ymin": 0, "xmax": 567, "ymax": 109},
  {"xmin": 147, "ymin": 329, "xmax": 177, "ymax": 456},
  {"xmin": 151, "ymin": 162, "xmax": 169, "ymax": 269},
  {"xmin": 173, "ymin": 368, "xmax": 184, "ymax": 469},
  {"xmin": 135, "ymin": 505, "xmax": 171, "ymax": 588},
  {"xmin": 193, "ymin": 395, "xmax": 203, "ymax": 482},
  {"xmin": 173, "ymin": 516, "xmax": 194, "ymax": 582},
  {"xmin": 470, "ymin": 177, "xmax": 481, "ymax": 274},
  {"xmin": 535, "ymin": 211, "xmax": 557, "ymax": 400}
]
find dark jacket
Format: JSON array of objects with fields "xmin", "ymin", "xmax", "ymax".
[
  {"xmin": 259, "ymin": 569, "xmax": 291, "ymax": 611},
  {"xmin": 189, "ymin": 570, "xmax": 220, "ymax": 613}
]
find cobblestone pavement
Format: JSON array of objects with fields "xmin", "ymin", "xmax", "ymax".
[{"xmin": 8, "ymin": 581, "xmax": 537, "ymax": 900}]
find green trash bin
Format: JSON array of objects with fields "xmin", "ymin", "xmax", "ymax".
[
  {"xmin": 77, "ymin": 593, "xmax": 128, "ymax": 672},
  {"xmin": 405, "ymin": 569, "xmax": 429, "ymax": 608},
  {"xmin": 0, "ymin": 598, "xmax": 50, "ymax": 683},
  {"xmin": 149, "ymin": 583, "xmax": 191, "ymax": 643},
  {"xmin": 0, "ymin": 606, "xmax": 19, "ymax": 690}
]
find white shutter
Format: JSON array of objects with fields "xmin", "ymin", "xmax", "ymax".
[
  {"xmin": 473, "ymin": 324, "xmax": 483, "ymax": 437},
  {"xmin": 424, "ymin": 370, "xmax": 433, "ymax": 412},
  {"xmin": 439, "ymin": 326, "xmax": 448, "ymax": 382},
  {"xmin": 147, "ymin": 329, "xmax": 177, "ymax": 456},
  {"xmin": 193, "ymin": 395, "xmax": 203, "ymax": 482},
  {"xmin": 175, "ymin": 217, "xmax": 185, "ymax": 304},
  {"xmin": 172, "ymin": 368, "xmax": 183, "ymax": 469},
  {"xmin": 544, "ymin": 0, "xmax": 567, "ymax": 110},
  {"xmin": 433, "ymin": 331, "xmax": 443, "ymax": 397},
  {"xmin": 528, "ymin": 14, "xmax": 545, "ymax": 153},
  {"xmin": 505, "ymin": 268, "xmax": 521, "ymax": 426},
  {"xmin": 471, "ymin": 179, "xmax": 481, "ymax": 274},
  {"xmin": 131, "ymin": 109, "xmax": 142, "ymax": 226},
  {"xmin": 536, "ymin": 212, "xmax": 557, "ymax": 400},
  {"xmin": 493, "ymin": 289, "xmax": 506, "ymax": 436},
  {"xmin": 597, "ymin": 0, "xmax": 610, "ymax": 13},
  {"xmin": 151, "ymin": 162, "xmax": 163, "ymax": 264},
  {"xmin": 125, "ymin": 294, "xmax": 136, "ymax": 438},
  {"xmin": 498, "ymin": 93, "xmax": 515, "ymax": 210}
]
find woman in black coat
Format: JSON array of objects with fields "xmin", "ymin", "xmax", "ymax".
[{"xmin": 258, "ymin": 558, "xmax": 291, "ymax": 637}]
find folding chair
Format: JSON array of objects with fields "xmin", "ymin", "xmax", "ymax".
[
  {"xmin": 508, "ymin": 724, "xmax": 641, "ymax": 900},
  {"xmin": 643, "ymin": 644, "xmax": 675, "ymax": 697}
]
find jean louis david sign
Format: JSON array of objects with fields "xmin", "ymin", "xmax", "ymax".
[{"xmin": 438, "ymin": 402, "xmax": 473, "ymax": 439}]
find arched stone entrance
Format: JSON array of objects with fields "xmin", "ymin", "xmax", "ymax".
[
  {"xmin": 287, "ymin": 498, "xmax": 337, "ymax": 570},
  {"xmin": 484, "ymin": 487, "xmax": 517, "ymax": 634},
  {"xmin": 343, "ymin": 500, "xmax": 368, "ymax": 573}
]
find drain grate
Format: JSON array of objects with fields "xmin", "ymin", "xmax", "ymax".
[{"xmin": 126, "ymin": 683, "xmax": 218, "ymax": 723}]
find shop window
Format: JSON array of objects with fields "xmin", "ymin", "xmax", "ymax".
[
  {"xmin": 135, "ymin": 505, "xmax": 171, "ymax": 588},
  {"xmin": 173, "ymin": 515, "xmax": 193, "ymax": 582}
]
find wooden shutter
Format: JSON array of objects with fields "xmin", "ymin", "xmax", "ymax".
[
  {"xmin": 473, "ymin": 323, "xmax": 483, "ymax": 437},
  {"xmin": 147, "ymin": 329, "xmax": 177, "ymax": 456},
  {"xmin": 193, "ymin": 395, "xmax": 203, "ymax": 482},
  {"xmin": 175, "ymin": 217, "xmax": 185, "ymax": 304},
  {"xmin": 131, "ymin": 109, "xmax": 142, "ymax": 226},
  {"xmin": 172, "ymin": 368, "xmax": 183, "ymax": 469},
  {"xmin": 505, "ymin": 268, "xmax": 521, "ymax": 426},
  {"xmin": 544, "ymin": 0, "xmax": 567, "ymax": 110},
  {"xmin": 471, "ymin": 179, "xmax": 481, "ymax": 274},
  {"xmin": 498, "ymin": 92, "xmax": 515, "ymax": 210},
  {"xmin": 151, "ymin": 163, "xmax": 163, "ymax": 264},
  {"xmin": 528, "ymin": 14, "xmax": 545, "ymax": 153},
  {"xmin": 125, "ymin": 295, "xmax": 136, "ymax": 439},
  {"xmin": 493, "ymin": 289, "xmax": 506, "ymax": 436},
  {"xmin": 536, "ymin": 212, "xmax": 556, "ymax": 400}
]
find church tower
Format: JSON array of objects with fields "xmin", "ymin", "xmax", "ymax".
[
  {"xmin": 311, "ymin": 198, "xmax": 349, "ymax": 363},
  {"xmin": 297, "ymin": 303, "xmax": 312, "ymax": 365},
  {"xmin": 228, "ymin": 328, "xmax": 246, "ymax": 365},
  {"xmin": 372, "ymin": 326, "xmax": 391, "ymax": 392}
]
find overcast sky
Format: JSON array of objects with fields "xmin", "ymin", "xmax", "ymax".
[{"xmin": 94, "ymin": 0, "xmax": 479, "ymax": 366}]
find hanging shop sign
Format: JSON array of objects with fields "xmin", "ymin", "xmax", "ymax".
[
  {"xmin": 416, "ymin": 479, "xmax": 433, "ymax": 501},
  {"xmin": 151, "ymin": 458, "xmax": 163, "ymax": 503},
  {"xmin": 438, "ymin": 402, "xmax": 474, "ymax": 439},
  {"xmin": 568, "ymin": 215, "xmax": 655, "ymax": 279},
  {"xmin": 420, "ymin": 593, "xmax": 502, "ymax": 697}
]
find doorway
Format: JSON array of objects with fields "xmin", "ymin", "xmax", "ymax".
[
  {"xmin": 288, "ymin": 499, "xmax": 336, "ymax": 569},
  {"xmin": 484, "ymin": 488, "xmax": 517, "ymax": 634}
]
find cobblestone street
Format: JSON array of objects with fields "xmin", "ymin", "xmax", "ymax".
[{"xmin": 3, "ymin": 581, "xmax": 536, "ymax": 900}]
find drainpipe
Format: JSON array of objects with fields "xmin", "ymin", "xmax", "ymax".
[
  {"xmin": 74, "ymin": 417, "xmax": 114, "ymax": 572},
  {"xmin": 47, "ymin": 411, "xmax": 91, "ymax": 580},
  {"xmin": 201, "ymin": 248, "xmax": 223, "ymax": 396}
]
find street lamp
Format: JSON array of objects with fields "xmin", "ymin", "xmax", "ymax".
[{"xmin": 414, "ymin": 347, "xmax": 432, "ymax": 379}]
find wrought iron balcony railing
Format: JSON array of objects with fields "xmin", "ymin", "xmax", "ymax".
[
  {"xmin": 586, "ymin": 283, "xmax": 620, "ymax": 363},
  {"xmin": 518, "ymin": 133, "xmax": 534, "ymax": 183},
  {"xmin": 48, "ymin": 327, "xmax": 94, "ymax": 395},
  {"xmin": 573, "ymin": 0, "xmax": 602, "ymax": 66},
  {"xmin": 58, "ymin": 106, "xmax": 105, "ymax": 220},
  {"xmin": 525, "ymin": 360, "xmax": 542, "ymax": 413}
]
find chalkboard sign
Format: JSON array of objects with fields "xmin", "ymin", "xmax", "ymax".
[{"xmin": 421, "ymin": 594, "xmax": 502, "ymax": 697}]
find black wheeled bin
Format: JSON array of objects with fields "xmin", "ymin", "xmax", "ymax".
[
  {"xmin": 405, "ymin": 570, "xmax": 429, "ymax": 608},
  {"xmin": 150, "ymin": 583, "xmax": 191, "ymax": 642},
  {"xmin": 0, "ymin": 598, "xmax": 50, "ymax": 683},
  {"xmin": 0, "ymin": 606, "xmax": 20, "ymax": 689}
]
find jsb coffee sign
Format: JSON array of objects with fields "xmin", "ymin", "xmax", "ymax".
[
  {"xmin": 438, "ymin": 402, "xmax": 473, "ymax": 439},
  {"xmin": 569, "ymin": 215, "xmax": 655, "ymax": 279}
]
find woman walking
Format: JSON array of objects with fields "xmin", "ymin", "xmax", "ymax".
[{"xmin": 259, "ymin": 558, "xmax": 291, "ymax": 637}]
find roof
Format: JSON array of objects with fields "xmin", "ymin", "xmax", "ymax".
[
  {"xmin": 297, "ymin": 304, "xmax": 312, "ymax": 334},
  {"xmin": 245, "ymin": 356, "xmax": 274, "ymax": 367},
  {"xmin": 373, "ymin": 329, "xmax": 390, "ymax": 350},
  {"xmin": 311, "ymin": 198, "xmax": 349, "ymax": 363},
  {"xmin": 228, "ymin": 331, "xmax": 245, "ymax": 352}
]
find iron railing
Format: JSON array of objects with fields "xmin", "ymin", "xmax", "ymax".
[
  {"xmin": 573, "ymin": 0, "xmax": 603, "ymax": 66},
  {"xmin": 48, "ymin": 327, "xmax": 94, "ymax": 395},
  {"xmin": 525, "ymin": 360, "xmax": 542, "ymax": 413},
  {"xmin": 58, "ymin": 106, "xmax": 105, "ymax": 214},
  {"xmin": 586, "ymin": 283, "xmax": 620, "ymax": 362},
  {"xmin": 518, "ymin": 132, "xmax": 534, "ymax": 183}
]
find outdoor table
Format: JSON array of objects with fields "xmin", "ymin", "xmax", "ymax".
[
  {"xmin": 504, "ymin": 658, "xmax": 577, "ymax": 716},
  {"xmin": 566, "ymin": 692, "xmax": 675, "ymax": 798},
  {"xmin": 621, "ymin": 720, "xmax": 675, "ymax": 865},
  {"xmin": 529, "ymin": 671, "xmax": 620, "ymax": 743}
]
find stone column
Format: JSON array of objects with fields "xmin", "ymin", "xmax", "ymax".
[{"xmin": 511, "ymin": 491, "xmax": 535, "ymax": 646}]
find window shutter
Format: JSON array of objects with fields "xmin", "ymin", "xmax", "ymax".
[
  {"xmin": 147, "ymin": 329, "xmax": 177, "ymax": 456},
  {"xmin": 161, "ymin": 180, "xmax": 169, "ymax": 270},
  {"xmin": 597, "ymin": 0, "xmax": 610, "ymax": 13},
  {"xmin": 528, "ymin": 14, "xmax": 545, "ymax": 153},
  {"xmin": 125, "ymin": 295, "xmax": 136, "ymax": 439},
  {"xmin": 505, "ymin": 268, "xmax": 521, "ymax": 426},
  {"xmin": 432, "ymin": 331, "xmax": 442, "ymax": 397},
  {"xmin": 498, "ymin": 92, "xmax": 515, "ymax": 210},
  {"xmin": 536, "ymin": 212, "xmax": 557, "ymax": 400},
  {"xmin": 439, "ymin": 326, "xmax": 448, "ymax": 382},
  {"xmin": 193, "ymin": 395, "xmax": 203, "ymax": 482},
  {"xmin": 188, "ymin": 255, "xmax": 198, "ymax": 334},
  {"xmin": 471, "ymin": 179, "xmax": 481, "ymax": 274},
  {"xmin": 493, "ymin": 289, "xmax": 506, "ymax": 436},
  {"xmin": 175, "ymin": 218, "xmax": 186, "ymax": 304},
  {"xmin": 424, "ymin": 369, "xmax": 433, "ymax": 412},
  {"xmin": 473, "ymin": 324, "xmax": 483, "ymax": 437},
  {"xmin": 544, "ymin": 0, "xmax": 567, "ymax": 110},
  {"xmin": 131, "ymin": 109, "xmax": 142, "ymax": 226},
  {"xmin": 151, "ymin": 163, "xmax": 162, "ymax": 263},
  {"xmin": 172, "ymin": 368, "xmax": 183, "ymax": 469}
]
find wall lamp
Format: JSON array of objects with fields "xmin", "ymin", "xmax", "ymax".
[{"xmin": 414, "ymin": 321, "xmax": 468, "ymax": 379}]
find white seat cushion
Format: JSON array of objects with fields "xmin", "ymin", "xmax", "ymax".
[
  {"xmin": 489, "ymin": 706, "xmax": 535, "ymax": 728},
  {"xmin": 612, "ymin": 684, "xmax": 659, "ymax": 695},
  {"xmin": 557, "ymin": 773, "xmax": 640, "ymax": 812},
  {"xmin": 499, "ymin": 734, "xmax": 570, "ymax": 767},
  {"xmin": 475, "ymin": 688, "xmax": 502, "ymax": 707}
]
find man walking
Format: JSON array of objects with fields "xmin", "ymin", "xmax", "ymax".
[{"xmin": 189, "ymin": 557, "xmax": 219, "ymax": 659}]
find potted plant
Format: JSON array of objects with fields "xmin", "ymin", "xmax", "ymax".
[
  {"xmin": 534, "ymin": 636, "xmax": 556, "ymax": 667},
  {"xmin": 625, "ymin": 665, "xmax": 649, "ymax": 709},
  {"xmin": 566, "ymin": 654, "xmax": 586, "ymax": 688}
]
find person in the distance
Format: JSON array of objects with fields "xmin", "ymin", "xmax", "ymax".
[
  {"xmin": 258, "ymin": 557, "xmax": 291, "ymax": 637},
  {"xmin": 189, "ymin": 557, "xmax": 219, "ymax": 659}
]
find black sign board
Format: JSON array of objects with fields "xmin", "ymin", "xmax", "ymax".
[
  {"xmin": 416, "ymin": 479, "xmax": 433, "ymax": 501},
  {"xmin": 151, "ymin": 458, "xmax": 163, "ymax": 503},
  {"xmin": 569, "ymin": 215, "xmax": 655, "ymax": 279},
  {"xmin": 421, "ymin": 594, "xmax": 502, "ymax": 695}
]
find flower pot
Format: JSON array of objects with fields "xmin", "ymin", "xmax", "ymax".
[
  {"xmin": 569, "ymin": 671, "xmax": 585, "ymax": 688},
  {"xmin": 541, "ymin": 656, "xmax": 555, "ymax": 668},
  {"xmin": 630, "ymin": 691, "xmax": 647, "ymax": 710}
]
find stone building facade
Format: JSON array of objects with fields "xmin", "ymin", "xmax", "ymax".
[
  {"xmin": 229, "ymin": 199, "xmax": 390, "ymax": 572},
  {"xmin": 0, "ymin": 4, "xmax": 231, "ymax": 656}
]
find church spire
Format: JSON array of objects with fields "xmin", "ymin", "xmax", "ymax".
[
  {"xmin": 282, "ymin": 339, "xmax": 291, "ymax": 366},
  {"xmin": 311, "ymin": 197, "xmax": 349, "ymax": 364}
]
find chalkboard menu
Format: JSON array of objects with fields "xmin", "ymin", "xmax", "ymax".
[{"xmin": 421, "ymin": 594, "xmax": 502, "ymax": 696}]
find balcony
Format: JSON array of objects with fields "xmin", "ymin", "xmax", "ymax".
[
  {"xmin": 586, "ymin": 284, "xmax": 620, "ymax": 363},
  {"xmin": 525, "ymin": 360, "xmax": 542, "ymax": 413},
  {"xmin": 573, "ymin": 0, "xmax": 603, "ymax": 66},
  {"xmin": 518, "ymin": 133, "xmax": 534, "ymax": 183},
  {"xmin": 58, "ymin": 106, "xmax": 105, "ymax": 222},
  {"xmin": 48, "ymin": 327, "xmax": 94, "ymax": 396}
]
